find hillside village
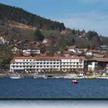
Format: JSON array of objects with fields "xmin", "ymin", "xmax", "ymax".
[
  {"xmin": 0, "ymin": 3, "xmax": 108, "ymax": 78},
  {"xmin": 0, "ymin": 30, "xmax": 108, "ymax": 78}
]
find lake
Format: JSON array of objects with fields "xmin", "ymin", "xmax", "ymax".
[{"xmin": 0, "ymin": 78, "xmax": 108, "ymax": 99}]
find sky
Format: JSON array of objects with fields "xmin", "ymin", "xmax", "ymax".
[{"xmin": 0, "ymin": 0, "xmax": 108, "ymax": 36}]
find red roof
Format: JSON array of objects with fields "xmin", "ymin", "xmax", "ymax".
[{"xmin": 10, "ymin": 56, "xmax": 85, "ymax": 63}]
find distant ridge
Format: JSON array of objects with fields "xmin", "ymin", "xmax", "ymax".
[{"xmin": 0, "ymin": 3, "xmax": 65, "ymax": 30}]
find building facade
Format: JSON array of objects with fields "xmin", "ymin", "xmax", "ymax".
[
  {"xmin": 10, "ymin": 56, "xmax": 84, "ymax": 73},
  {"xmin": 60, "ymin": 57, "xmax": 84, "ymax": 72}
]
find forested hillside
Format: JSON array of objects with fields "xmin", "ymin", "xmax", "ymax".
[{"xmin": 0, "ymin": 3, "xmax": 65, "ymax": 30}]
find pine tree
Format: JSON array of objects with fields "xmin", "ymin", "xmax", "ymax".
[{"xmin": 34, "ymin": 29, "xmax": 44, "ymax": 42}]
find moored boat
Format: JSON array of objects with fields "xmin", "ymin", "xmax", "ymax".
[
  {"xmin": 10, "ymin": 75, "xmax": 21, "ymax": 79},
  {"xmin": 33, "ymin": 74, "xmax": 47, "ymax": 79},
  {"xmin": 9, "ymin": 74, "xmax": 22, "ymax": 79}
]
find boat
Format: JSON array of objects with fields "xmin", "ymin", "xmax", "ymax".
[
  {"xmin": 33, "ymin": 72, "xmax": 38, "ymax": 79},
  {"xmin": 72, "ymin": 79, "xmax": 78, "ymax": 84},
  {"xmin": 10, "ymin": 74, "xmax": 21, "ymax": 79},
  {"xmin": 33, "ymin": 74, "xmax": 47, "ymax": 79},
  {"xmin": 54, "ymin": 76, "xmax": 65, "ymax": 79},
  {"xmin": 43, "ymin": 75, "xmax": 47, "ymax": 79},
  {"xmin": 54, "ymin": 76, "xmax": 61, "ymax": 78}
]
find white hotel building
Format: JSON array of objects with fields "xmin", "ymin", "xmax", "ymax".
[{"xmin": 10, "ymin": 56, "xmax": 84, "ymax": 73}]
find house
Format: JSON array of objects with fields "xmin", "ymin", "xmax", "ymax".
[
  {"xmin": 11, "ymin": 47, "xmax": 20, "ymax": 54},
  {"xmin": 100, "ymin": 45, "xmax": 108, "ymax": 50},
  {"xmin": 42, "ymin": 39, "xmax": 48, "ymax": 44},
  {"xmin": 31, "ymin": 49, "xmax": 40, "ymax": 55},
  {"xmin": 76, "ymin": 49, "xmax": 83, "ymax": 55},
  {"xmin": 93, "ymin": 53, "xmax": 104, "ymax": 58},
  {"xmin": 42, "ymin": 38, "xmax": 50, "ymax": 47},
  {"xmin": 0, "ymin": 36, "xmax": 7, "ymax": 44},
  {"xmin": 22, "ymin": 49, "xmax": 31, "ymax": 56},
  {"xmin": 68, "ymin": 46, "xmax": 83, "ymax": 55},
  {"xmin": 85, "ymin": 56, "xmax": 108, "ymax": 73},
  {"xmin": 85, "ymin": 51, "xmax": 93, "ymax": 57},
  {"xmin": 87, "ymin": 62, "xmax": 96, "ymax": 71},
  {"xmin": 68, "ymin": 45, "xmax": 77, "ymax": 53},
  {"xmin": 106, "ymin": 64, "xmax": 108, "ymax": 73}
]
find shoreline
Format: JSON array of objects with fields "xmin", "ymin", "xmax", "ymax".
[
  {"xmin": 0, "ymin": 72, "xmax": 108, "ymax": 79},
  {"xmin": 0, "ymin": 75, "xmax": 108, "ymax": 80}
]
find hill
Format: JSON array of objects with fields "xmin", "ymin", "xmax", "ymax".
[
  {"xmin": 0, "ymin": 3, "xmax": 108, "ymax": 48},
  {"xmin": 0, "ymin": 3, "xmax": 65, "ymax": 30}
]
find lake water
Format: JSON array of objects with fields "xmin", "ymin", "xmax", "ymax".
[{"xmin": 0, "ymin": 78, "xmax": 108, "ymax": 99}]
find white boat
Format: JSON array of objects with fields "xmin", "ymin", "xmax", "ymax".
[
  {"xmin": 33, "ymin": 74, "xmax": 38, "ymax": 79},
  {"xmin": 54, "ymin": 76, "xmax": 64, "ymax": 78},
  {"xmin": 10, "ymin": 74, "xmax": 21, "ymax": 79},
  {"xmin": 43, "ymin": 76, "xmax": 47, "ymax": 79},
  {"xmin": 33, "ymin": 74, "xmax": 47, "ymax": 79}
]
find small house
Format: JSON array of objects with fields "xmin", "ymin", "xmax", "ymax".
[{"xmin": 22, "ymin": 49, "xmax": 31, "ymax": 56}]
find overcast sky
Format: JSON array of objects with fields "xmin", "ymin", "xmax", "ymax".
[{"xmin": 0, "ymin": 0, "xmax": 108, "ymax": 36}]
